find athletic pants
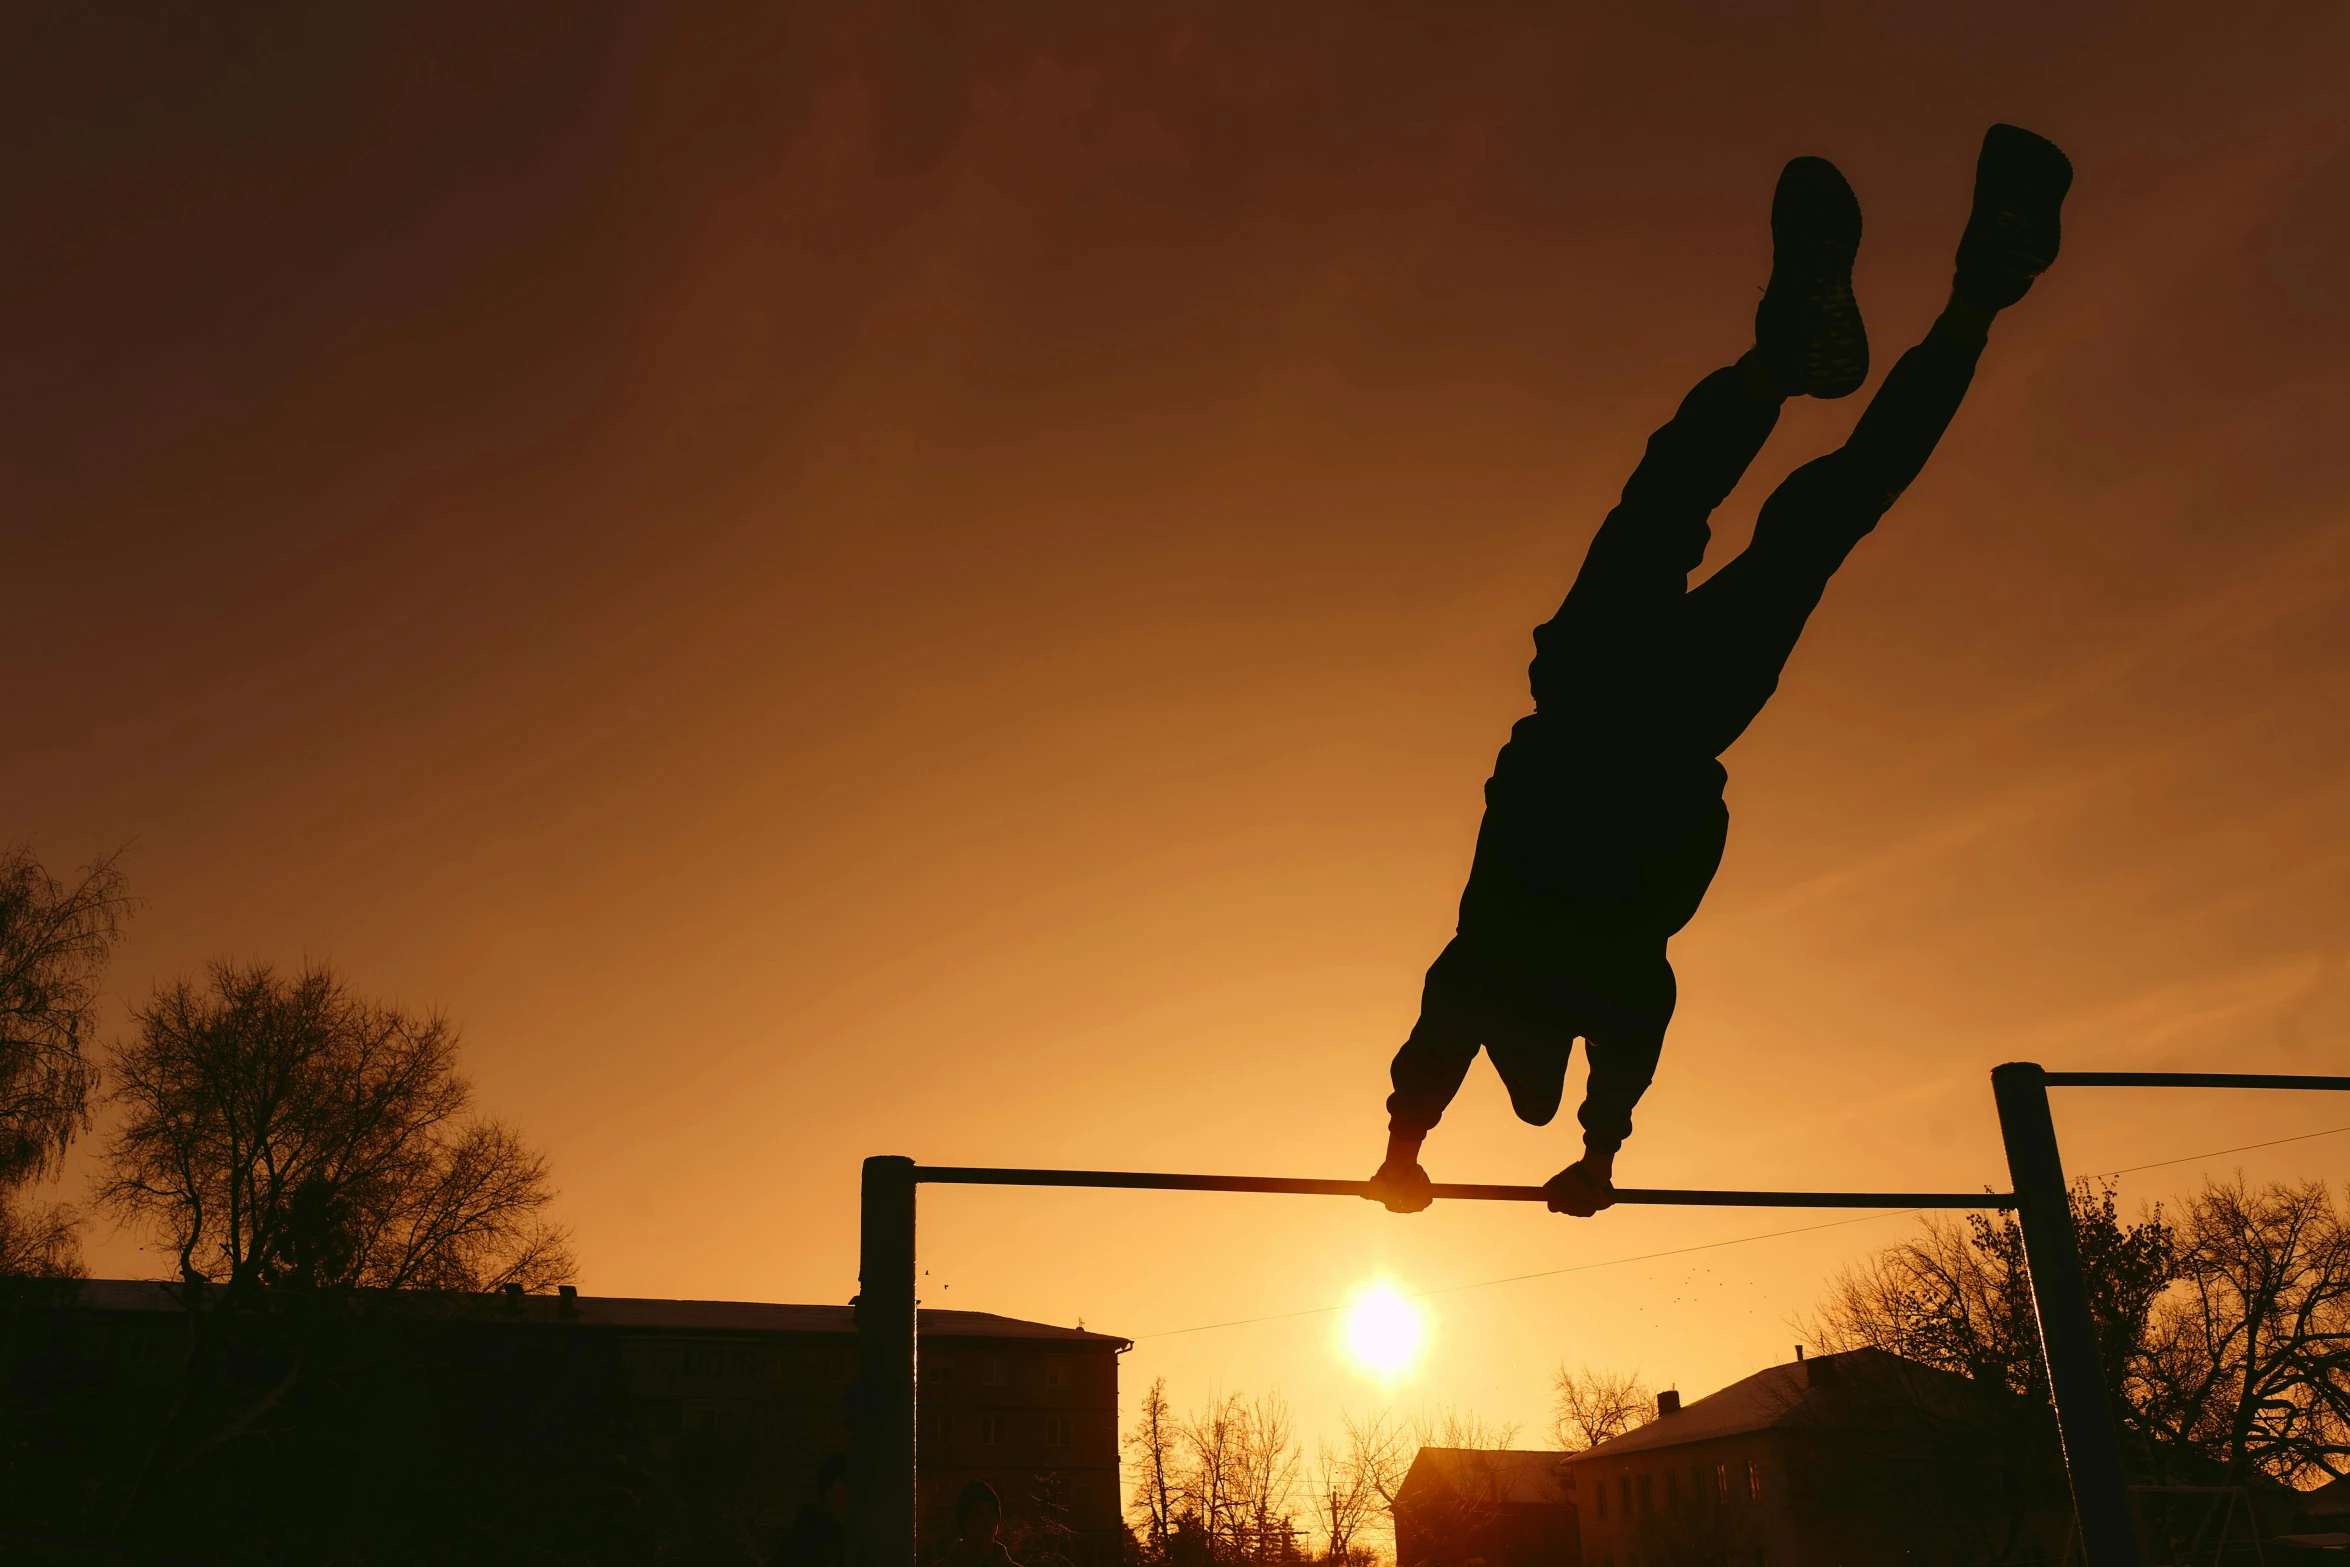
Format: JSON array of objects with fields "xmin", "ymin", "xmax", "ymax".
[{"xmin": 1388, "ymin": 319, "xmax": 1989, "ymax": 1154}]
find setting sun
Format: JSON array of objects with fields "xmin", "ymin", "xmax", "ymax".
[{"xmin": 1340, "ymin": 1282, "xmax": 1427, "ymax": 1381}]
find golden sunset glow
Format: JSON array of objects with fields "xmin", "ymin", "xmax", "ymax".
[
  {"xmin": 1341, "ymin": 1283, "xmax": 1427, "ymax": 1382},
  {"xmin": 7, "ymin": 2, "xmax": 2348, "ymax": 1493}
]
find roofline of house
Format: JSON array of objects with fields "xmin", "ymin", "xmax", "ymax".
[{"xmin": 31, "ymin": 1278, "xmax": 1132, "ymax": 1349}]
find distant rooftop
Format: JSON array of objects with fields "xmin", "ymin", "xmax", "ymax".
[
  {"xmin": 56, "ymin": 1279, "xmax": 1129, "ymax": 1348},
  {"xmin": 1399, "ymin": 1447, "xmax": 1574, "ymax": 1508},
  {"xmin": 1569, "ymin": 1348, "xmax": 1992, "ymax": 1461}
]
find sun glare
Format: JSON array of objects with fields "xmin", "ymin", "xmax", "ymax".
[{"xmin": 1340, "ymin": 1282, "xmax": 1426, "ymax": 1381}]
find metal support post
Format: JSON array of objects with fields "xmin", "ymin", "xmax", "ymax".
[
  {"xmin": 1992, "ymin": 1062, "xmax": 2143, "ymax": 1567},
  {"xmin": 852, "ymin": 1155, "xmax": 917, "ymax": 1567}
]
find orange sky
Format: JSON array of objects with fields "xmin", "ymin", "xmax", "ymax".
[{"xmin": 7, "ymin": 1, "xmax": 2350, "ymax": 1460}]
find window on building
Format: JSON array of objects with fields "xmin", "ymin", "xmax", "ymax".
[
  {"xmin": 1714, "ymin": 1464, "xmax": 1729, "ymax": 1505},
  {"xmin": 1665, "ymin": 1470, "xmax": 1680, "ymax": 1512},
  {"xmin": 983, "ymin": 1414, "xmax": 1008, "ymax": 1445},
  {"xmin": 931, "ymin": 1412, "xmax": 955, "ymax": 1444},
  {"xmin": 1617, "ymin": 1476, "xmax": 1631, "ymax": 1515},
  {"xmin": 1746, "ymin": 1459, "xmax": 1762, "ymax": 1502},
  {"xmin": 1047, "ymin": 1415, "xmax": 1074, "ymax": 1447},
  {"xmin": 1041, "ymin": 1473, "xmax": 1070, "ymax": 1508},
  {"xmin": 825, "ymin": 1349, "xmax": 855, "ymax": 1384},
  {"xmin": 1595, "ymin": 1479, "xmax": 1609, "ymax": 1520},
  {"xmin": 926, "ymin": 1358, "xmax": 957, "ymax": 1387},
  {"xmin": 1045, "ymin": 1358, "xmax": 1068, "ymax": 1388},
  {"xmin": 983, "ymin": 1356, "xmax": 1009, "ymax": 1387},
  {"xmin": 1637, "ymin": 1475, "xmax": 1652, "ymax": 1515}
]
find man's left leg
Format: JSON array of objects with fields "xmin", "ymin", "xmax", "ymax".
[{"xmin": 1542, "ymin": 952, "xmax": 1675, "ymax": 1216}]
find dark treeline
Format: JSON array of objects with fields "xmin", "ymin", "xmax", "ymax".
[
  {"xmin": 1808, "ymin": 1178, "xmax": 2350, "ymax": 1492},
  {"xmin": 0, "ymin": 844, "xmax": 642, "ymax": 1564}
]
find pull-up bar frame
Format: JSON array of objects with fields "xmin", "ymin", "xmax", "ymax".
[
  {"xmin": 848, "ymin": 1063, "xmax": 2350, "ymax": 1567},
  {"xmin": 916, "ymin": 1165, "xmax": 2018, "ymax": 1207}
]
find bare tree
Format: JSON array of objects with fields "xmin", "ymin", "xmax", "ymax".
[
  {"xmin": 2139, "ymin": 1177, "xmax": 2350, "ymax": 1488},
  {"xmin": 1236, "ymin": 1391, "xmax": 1302, "ymax": 1565},
  {"xmin": 99, "ymin": 960, "xmax": 573, "ymax": 1297},
  {"xmin": 0, "ymin": 1196, "xmax": 86, "ymax": 1278},
  {"xmin": 96, "ymin": 960, "xmax": 574, "ymax": 1529},
  {"xmin": 0, "ymin": 845, "xmax": 132, "ymax": 1275},
  {"xmin": 1124, "ymin": 1386, "xmax": 1307, "ymax": 1567},
  {"xmin": 1805, "ymin": 1181, "xmax": 2173, "ymax": 1417},
  {"xmin": 1313, "ymin": 1409, "xmax": 1413, "ymax": 1566},
  {"xmin": 1411, "ymin": 1406, "xmax": 1519, "ymax": 1452},
  {"xmin": 1551, "ymin": 1364, "xmax": 1654, "ymax": 1451},
  {"xmin": 1127, "ymin": 1376, "xmax": 1181, "ymax": 1561},
  {"xmin": 1181, "ymin": 1393, "xmax": 1260, "ymax": 1562},
  {"xmin": 1805, "ymin": 1174, "xmax": 2350, "ymax": 1494}
]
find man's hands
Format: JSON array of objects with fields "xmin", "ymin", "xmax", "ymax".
[
  {"xmin": 1366, "ymin": 1131, "xmax": 1433, "ymax": 1213},
  {"xmin": 1544, "ymin": 1148, "xmax": 1618, "ymax": 1218},
  {"xmin": 1368, "ymin": 1135, "xmax": 1622, "ymax": 1218}
]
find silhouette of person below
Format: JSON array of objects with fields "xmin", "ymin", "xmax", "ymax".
[
  {"xmin": 1370, "ymin": 126, "xmax": 2074, "ymax": 1218},
  {"xmin": 774, "ymin": 1453, "xmax": 849, "ymax": 1567},
  {"xmin": 941, "ymin": 1481, "xmax": 1021, "ymax": 1567}
]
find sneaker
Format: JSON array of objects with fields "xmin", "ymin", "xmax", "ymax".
[
  {"xmin": 1953, "ymin": 124, "xmax": 2073, "ymax": 310},
  {"xmin": 1755, "ymin": 156, "xmax": 1869, "ymax": 399}
]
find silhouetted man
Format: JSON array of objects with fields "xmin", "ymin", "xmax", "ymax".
[
  {"xmin": 1369, "ymin": 126, "xmax": 2073, "ymax": 1218},
  {"xmin": 942, "ymin": 1481, "xmax": 1020, "ymax": 1567},
  {"xmin": 775, "ymin": 1453, "xmax": 848, "ymax": 1567}
]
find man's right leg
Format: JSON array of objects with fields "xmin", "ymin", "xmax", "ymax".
[
  {"xmin": 1679, "ymin": 125, "xmax": 2072, "ymax": 757},
  {"xmin": 1675, "ymin": 318, "xmax": 1989, "ymax": 755},
  {"xmin": 1529, "ymin": 156, "xmax": 1866, "ymax": 710}
]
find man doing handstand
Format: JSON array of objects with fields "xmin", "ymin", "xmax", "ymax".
[{"xmin": 1369, "ymin": 125, "xmax": 2074, "ymax": 1218}]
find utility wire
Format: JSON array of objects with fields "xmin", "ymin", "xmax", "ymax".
[
  {"xmin": 1126, "ymin": 1120, "xmax": 2350, "ymax": 1343},
  {"xmin": 2098, "ymin": 1122, "xmax": 2350, "ymax": 1178}
]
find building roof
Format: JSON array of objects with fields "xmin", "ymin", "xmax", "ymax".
[
  {"xmin": 1397, "ymin": 1448, "xmax": 1575, "ymax": 1509},
  {"xmin": 56, "ymin": 1279, "xmax": 1129, "ymax": 1347},
  {"xmin": 1567, "ymin": 1349, "xmax": 1993, "ymax": 1463}
]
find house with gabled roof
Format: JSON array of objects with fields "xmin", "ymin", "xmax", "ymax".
[
  {"xmin": 1394, "ymin": 1445, "xmax": 1581, "ymax": 1567},
  {"xmin": 1563, "ymin": 1348, "xmax": 2068, "ymax": 1567}
]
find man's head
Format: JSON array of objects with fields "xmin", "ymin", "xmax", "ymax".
[{"xmin": 956, "ymin": 1480, "xmax": 1002, "ymax": 1543}]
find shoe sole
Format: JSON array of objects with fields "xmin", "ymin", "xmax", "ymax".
[
  {"xmin": 1761, "ymin": 156, "xmax": 1868, "ymax": 399},
  {"xmin": 1954, "ymin": 124, "xmax": 2073, "ymax": 308}
]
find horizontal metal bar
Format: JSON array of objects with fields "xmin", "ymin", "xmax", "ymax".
[
  {"xmin": 1614, "ymin": 1187, "xmax": 2013, "ymax": 1210},
  {"xmin": 911, "ymin": 1165, "xmax": 2012, "ymax": 1210},
  {"xmin": 2043, "ymin": 1072, "xmax": 2350, "ymax": 1092}
]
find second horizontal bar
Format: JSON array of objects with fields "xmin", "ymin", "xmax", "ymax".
[
  {"xmin": 2044, "ymin": 1071, "xmax": 2350, "ymax": 1092},
  {"xmin": 912, "ymin": 1165, "xmax": 2012, "ymax": 1210}
]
